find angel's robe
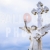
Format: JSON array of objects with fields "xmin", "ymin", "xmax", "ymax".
[{"xmin": 29, "ymin": 30, "xmax": 40, "ymax": 50}]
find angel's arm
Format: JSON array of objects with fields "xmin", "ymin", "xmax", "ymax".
[
  {"xmin": 24, "ymin": 21, "xmax": 31, "ymax": 33},
  {"xmin": 19, "ymin": 21, "xmax": 31, "ymax": 33},
  {"xmin": 34, "ymin": 32, "xmax": 48, "ymax": 40},
  {"xmin": 19, "ymin": 21, "xmax": 27, "ymax": 31},
  {"xmin": 24, "ymin": 21, "xmax": 27, "ymax": 28}
]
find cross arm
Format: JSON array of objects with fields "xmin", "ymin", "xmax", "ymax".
[
  {"xmin": 37, "ymin": 2, "xmax": 43, "ymax": 7},
  {"xmin": 31, "ymin": 9, "xmax": 37, "ymax": 15},
  {"xmin": 44, "ymin": 6, "xmax": 49, "ymax": 13}
]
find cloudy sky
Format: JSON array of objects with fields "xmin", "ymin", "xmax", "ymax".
[{"xmin": 0, "ymin": 0, "xmax": 50, "ymax": 50}]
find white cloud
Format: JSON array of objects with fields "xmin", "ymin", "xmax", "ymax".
[
  {"xmin": 0, "ymin": 0, "xmax": 12, "ymax": 6},
  {"xmin": 0, "ymin": 0, "xmax": 50, "ymax": 48}
]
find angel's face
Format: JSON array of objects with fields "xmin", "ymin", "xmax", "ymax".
[
  {"xmin": 31, "ymin": 26, "xmax": 36, "ymax": 30},
  {"xmin": 31, "ymin": 26, "xmax": 37, "ymax": 30}
]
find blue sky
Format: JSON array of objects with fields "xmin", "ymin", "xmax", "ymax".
[{"xmin": 0, "ymin": 0, "xmax": 50, "ymax": 50}]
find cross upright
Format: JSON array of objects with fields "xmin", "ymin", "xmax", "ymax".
[{"xmin": 32, "ymin": 1, "xmax": 49, "ymax": 28}]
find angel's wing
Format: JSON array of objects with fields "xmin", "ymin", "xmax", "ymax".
[
  {"xmin": 40, "ymin": 24, "xmax": 50, "ymax": 33},
  {"xmin": 19, "ymin": 27, "xmax": 25, "ymax": 31}
]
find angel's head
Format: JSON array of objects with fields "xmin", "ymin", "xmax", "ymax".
[
  {"xmin": 31, "ymin": 25, "xmax": 37, "ymax": 30},
  {"xmin": 27, "ymin": 27, "xmax": 31, "ymax": 30}
]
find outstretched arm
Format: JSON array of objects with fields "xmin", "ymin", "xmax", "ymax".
[
  {"xmin": 40, "ymin": 32, "xmax": 48, "ymax": 37},
  {"xmin": 19, "ymin": 27, "xmax": 31, "ymax": 33},
  {"xmin": 24, "ymin": 21, "xmax": 27, "ymax": 28},
  {"xmin": 19, "ymin": 21, "xmax": 31, "ymax": 33},
  {"xmin": 19, "ymin": 21, "xmax": 27, "ymax": 31},
  {"xmin": 24, "ymin": 21, "xmax": 31, "ymax": 33},
  {"xmin": 34, "ymin": 32, "xmax": 48, "ymax": 40}
]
